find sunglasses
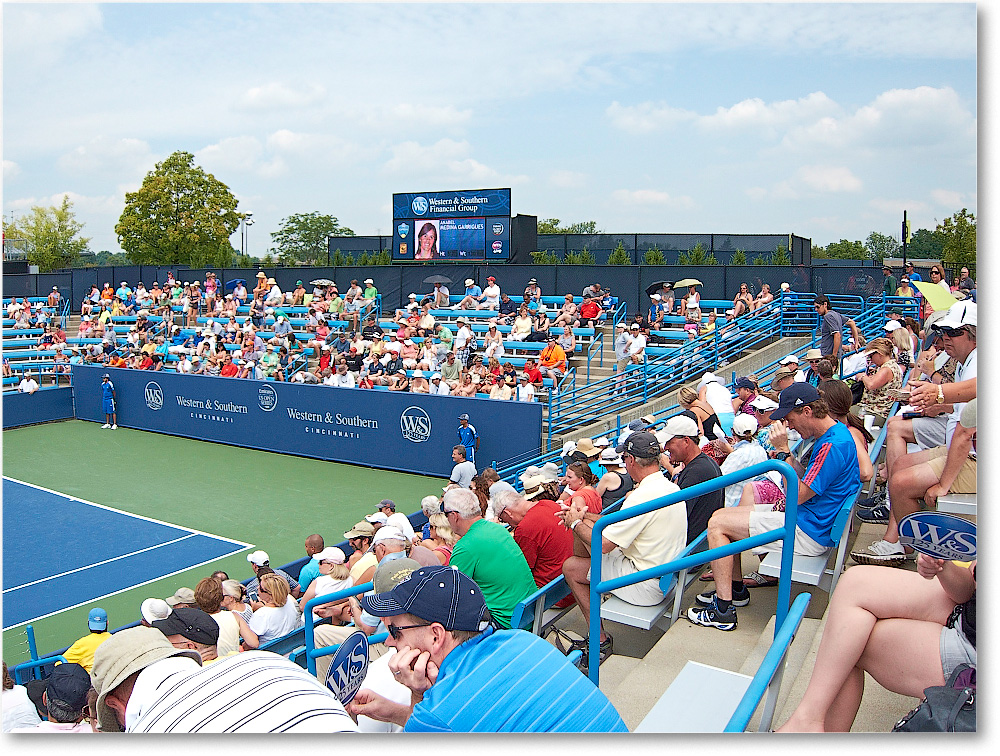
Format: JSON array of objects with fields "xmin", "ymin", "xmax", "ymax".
[
  {"xmin": 443, "ymin": 508, "xmax": 459, "ymax": 516},
  {"xmin": 387, "ymin": 622, "xmax": 432, "ymax": 640},
  {"xmin": 938, "ymin": 327, "xmax": 966, "ymax": 337}
]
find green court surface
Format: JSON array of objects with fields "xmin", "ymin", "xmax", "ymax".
[{"xmin": 2, "ymin": 419, "xmax": 446, "ymax": 664}]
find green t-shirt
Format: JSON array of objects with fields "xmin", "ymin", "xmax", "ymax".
[
  {"xmin": 329, "ymin": 297, "xmax": 344, "ymax": 314},
  {"xmin": 883, "ymin": 275, "xmax": 897, "ymax": 296},
  {"xmin": 448, "ymin": 519, "xmax": 536, "ymax": 629},
  {"xmin": 437, "ymin": 326, "xmax": 453, "ymax": 347},
  {"xmin": 363, "ymin": 286, "xmax": 378, "ymax": 300}
]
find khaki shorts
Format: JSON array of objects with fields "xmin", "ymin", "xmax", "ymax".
[
  {"xmin": 748, "ymin": 505, "xmax": 830, "ymax": 558},
  {"xmin": 925, "ymin": 446, "xmax": 977, "ymax": 494},
  {"xmin": 587, "ymin": 549, "xmax": 665, "ymax": 607}
]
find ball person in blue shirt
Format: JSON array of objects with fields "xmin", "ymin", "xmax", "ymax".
[
  {"xmin": 456, "ymin": 413, "xmax": 479, "ymax": 465},
  {"xmin": 101, "ymin": 373, "xmax": 117, "ymax": 429}
]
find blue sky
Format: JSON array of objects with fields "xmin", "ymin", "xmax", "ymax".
[{"xmin": 2, "ymin": 2, "xmax": 978, "ymax": 257}]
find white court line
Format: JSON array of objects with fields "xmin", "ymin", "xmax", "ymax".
[
  {"xmin": 3, "ymin": 534, "xmax": 198, "ymax": 593},
  {"xmin": 3, "ymin": 476, "xmax": 254, "ymax": 547},
  {"xmin": 2, "ymin": 476, "xmax": 257, "ymax": 631}
]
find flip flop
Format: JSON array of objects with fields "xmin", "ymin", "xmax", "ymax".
[
  {"xmin": 743, "ymin": 571, "xmax": 779, "ymax": 588},
  {"xmin": 699, "ymin": 570, "xmax": 715, "ymax": 582}
]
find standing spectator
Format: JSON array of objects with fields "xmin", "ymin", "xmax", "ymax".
[
  {"xmin": 881, "ymin": 264, "xmax": 897, "ymax": 296},
  {"xmin": 453, "ymin": 317, "xmax": 474, "ymax": 367},
  {"xmin": 449, "ymin": 445, "xmax": 477, "ymax": 489},
  {"xmin": 443, "ymin": 489, "xmax": 537, "ymax": 629},
  {"xmin": 456, "ymin": 413, "xmax": 479, "ymax": 464},
  {"xmin": 658, "ymin": 414, "xmax": 724, "ymax": 544},
  {"xmin": 813, "ymin": 295, "xmax": 847, "ymax": 360},
  {"xmin": 62, "ymin": 608, "xmax": 111, "ymax": 673},
  {"xmin": 903, "ymin": 260, "xmax": 922, "ymax": 282}
]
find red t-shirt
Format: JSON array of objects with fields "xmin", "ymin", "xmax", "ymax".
[
  {"xmin": 220, "ymin": 363, "xmax": 239, "ymax": 377},
  {"xmin": 569, "ymin": 486, "xmax": 603, "ymax": 515},
  {"xmin": 524, "ymin": 367, "xmax": 543, "ymax": 384},
  {"xmin": 580, "ymin": 301, "xmax": 599, "ymax": 319},
  {"xmin": 512, "ymin": 500, "xmax": 574, "ymax": 589}
]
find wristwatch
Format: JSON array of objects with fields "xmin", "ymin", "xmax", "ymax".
[
  {"xmin": 936, "ymin": 384, "xmax": 945, "ymax": 404},
  {"xmin": 570, "ymin": 519, "xmax": 583, "ymax": 531},
  {"xmin": 774, "ymin": 451, "xmax": 791, "ymax": 462}
]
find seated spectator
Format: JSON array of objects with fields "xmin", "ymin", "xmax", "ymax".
[
  {"xmin": 857, "ymin": 337, "xmax": 903, "ymax": 425},
  {"xmin": 753, "ymin": 283, "xmax": 774, "ymax": 309},
  {"xmin": 90, "ymin": 627, "xmax": 355, "ymax": 732},
  {"xmin": 221, "ymin": 579, "xmax": 253, "ymax": 623},
  {"xmin": 497, "ymin": 292, "xmax": 517, "ymax": 324},
  {"xmin": 594, "ymin": 446, "xmax": 635, "ymax": 510},
  {"xmin": 443, "ymin": 488, "xmax": 537, "ymax": 629},
  {"xmin": 194, "ymin": 577, "xmax": 243, "ymax": 656},
  {"xmin": 152, "ymin": 606, "xmax": 232, "ymax": 664},
  {"xmin": 688, "ymin": 383, "xmax": 860, "ymax": 631},
  {"xmin": 493, "ymin": 486, "xmax": 574, "ymax": 592},
  {"xmin": 17, "ymin": 371, "xmax": 39, "ymax": 394},
  {"xmin": 243, "ymin": 573, "xmax": 303, "ymax": 647},
  {"xmin": 678, "ymin": 386, "xmax": 725, "ymax": 441},
  {"xmin": 778, "ymin": 555, "xmax": 975, "ymax": 732},
  {"xmin": 453, "ymin": 373, "xmax": 476, "ymax": 396},
  {"xmin": 557, "ymin": 324, "xmax": 576, "ymax": 354},
  {"xmin": 560, "ymin": 432, "xmax": 687, "ymax": 663},
  {"xmin": 732, "ymin": 283, "xmax": 754, "ymax": 317},
  {"xmin": 3, "ymin": 660, "xmax": 43, "ymax": 732},
  {"xmin": 578, "ymin": 296, "xmax": 603, "ymax": 328},
  {"xmin": 245, "ymin": 550, "xmax": 301, "ymax": 605},
  {"xmin": 698, "ymin": 372, "xmax": 736, "ymax": 435},
  {"xmin": 423, "ymin": 513, "xmax": 459, "ymax": 565},
  {"xmin": 558, "ymin": 461, "xmax": 602, "ymax": 514},
  {"xmin": 9, "ymin": 662, "xmax": 92, "ymax": 732},
  {"xmin": 482, "ymin": 322, "xmax": 505, "ymax": 361},
  {"xmin": 731, "ymin": 377, "xmax": 760, "ymax": 419},
  {"xmin": 298, "ymin": 547, "xmax": 354, "ymax": 618},
  {"xmin": 658, "ymin": 414, "xmax": 724, "ymax": 543},
  {"xmin": 553, "ymin": 294, "xmax": 580, "ymax": 327},
  {"xmin": 348, "ymin": 564, "xmax": 627, "ymax": 732},
  {"xmin": 538, "ymin": 335, "xmax": 567, "ymax": 384},
  {"xmin": 454, "ymin": 278, "xmax": 484, "ymax": 310},
  {"xmin": 61, "ymin": 607, "xmax": 111, "ymax": 673},
  {"xmin": 525, "ymin": 308, "xmax": 551, "ymax": 342},
  {"xmin": 514, "ymin": 372, "xmax": 535, "ymax": 401}
]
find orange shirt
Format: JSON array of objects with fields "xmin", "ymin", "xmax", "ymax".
[{"xmin": 540, "ymin": 343, "xmax": 566, "ymax": 368}]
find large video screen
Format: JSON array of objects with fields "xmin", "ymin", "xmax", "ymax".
[{"xmin": 392, "ymin": 188, "xmax": 511, "ymax": 262}]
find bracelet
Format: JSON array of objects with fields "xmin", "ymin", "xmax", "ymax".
[
  {"xmin": 936, "ymin": 384, "xmax": 945, "ymax": 404},
  {"xmin": 570, "ymin": 519, "xmax": 583, "ymax": 531}
]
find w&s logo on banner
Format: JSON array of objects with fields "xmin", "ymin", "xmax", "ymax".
[{"xmin": 400, "ymin": 406, "xmax": 431, "ymax": 443}]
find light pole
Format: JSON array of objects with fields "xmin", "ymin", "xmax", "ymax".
[{"xmin": 240, "ymin": 213, "xmax": 254, "ymax": 257}]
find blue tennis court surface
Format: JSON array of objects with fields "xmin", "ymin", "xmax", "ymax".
[{"xmin": 3, "ymin": 477, "xmax": 252, "ymax": 630}]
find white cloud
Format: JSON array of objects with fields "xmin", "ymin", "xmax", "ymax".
[
  {"xmin": 349, "ymin": 103, "xmax": 473, "ymax": 131},
  {"xmin": 57, "ymin": 137, "xmax": 156, "ymax": 179},
  {"xmin": 549, "ymin": 170, "xmax": 587, "ymax": 189},
  {"xmin": 383, "ymin": 139, "xmax": 493, "ymax": 179},
  {"xmin": 701, "ymin": 92, "xmax": 841, "ymax": 132},
  {"xmin": 237, "ymin": 82, "xmax": 327, "ymax": 111},
  {"xmin": 4, "ymin": 160, "xmax": 22, "ymax": 179},
  {"xmin": 606, "ymin": 101, "xmax": 695, "ymax": 134},
  {"xmin": 931, "ymin": 189, "xmax": 964, "ymax": 207},
  {"xmin": 2, "ymin": 4, "xmax": 103, "ymax": 68},
  {"xmin": 196, "ymin": 136, "xmax": 265, "ymax": 174},
  {"xmin": 797, "ymin": 165, "xmax": 862, "ymax": 193},
  {"xmin": 612, "ymin": 189, "xmax": 695, "ymax": 209}
]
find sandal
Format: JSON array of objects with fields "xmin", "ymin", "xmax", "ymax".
[
  {"xmin": 743, "ymin": 571, "xmax": 779, "ymax": 588},
  {"xmin": 699, "ymin": 570, "xmax": 715, "ymax": 582},
  {"xmin": 574, "ymin": 634, "xmax": 614, "ymax": 669}
]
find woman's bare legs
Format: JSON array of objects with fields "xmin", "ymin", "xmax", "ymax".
[{"xmin": 778, "ymin": 565, "xmax": 954, "ymax": 732}]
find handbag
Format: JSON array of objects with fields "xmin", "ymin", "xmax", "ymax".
[{"xmin": 892, "ymin": 663, "xmax": 975, "ymax": 732}]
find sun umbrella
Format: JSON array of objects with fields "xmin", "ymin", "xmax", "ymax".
[
  {"xmin": 672, "ymin": 278, "xmax": 703, "ymax": 289},
  {"xmin": 224, "ymin": 279, "xmax": 246, "ymax": 290},
  {"xmin": 423, "ymin": 274, "xmax": 453, "ymax": 285},
  {"xmin": 310, "ymin": 278, "xmax": 335, "ymax": 287},
  {"xmin": 644, "ymin": 280, "xmax": 672, "ymax": 296},
  {"xmin": 912, "ymin": 281, "xmax": 956, "ymax": 313}
]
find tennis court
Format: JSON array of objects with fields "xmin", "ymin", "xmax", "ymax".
[{"xmin": 2, "ymin": 419, "xmax": 446, "ymax": 663}]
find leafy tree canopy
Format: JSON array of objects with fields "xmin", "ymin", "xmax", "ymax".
[
  {"xmin": 270, "ymin": 211, "xmax": 355, "ymax": 266},
  {"xmin": 937, "ymin": 208, "xmax": 976, "ymax": 275},
  {"xmin": 116, "ymin": 151, "xmax": 241, "ymax": 267},
  {"xmin": 905, "ymin": 227, "xmax": 945, "ymax": 259},
  {"xmin": 2, "ymin": 195, "xmax": 90, "ymax": 271},
  {"xmin": 537, "ymin": 218, "xmax": 601, "ymax": 234},
  {"xmin": 865, "ymin": 231, "xmax": 900, "ymax": 261}
]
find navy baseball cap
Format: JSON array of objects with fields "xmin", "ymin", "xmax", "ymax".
[
  {"xmin": 361, "ymin": 565, "xmax": 491, "ymax": 632},
  {"xmin": 45, "ymin": 663, "xmax": 92, "ymax": 710},
  {"xmin": 734, "ymin": 377, "xmax": 757, "ymax": 391},
  {"xmin": 771, "ymin": 383, "xmax": 821, "ymax": 420},
  {"xmin": 616, "ymin": 431, "xmax": 662, "ymax": 459}
]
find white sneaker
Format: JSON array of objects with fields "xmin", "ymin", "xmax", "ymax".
[
  {"xmin": 850, "ymin": 539, "xmax": 905, "ymax": 566},
  {"xmin": 111, "ymin": 424, "xmax": 118, "ymax": 429},
  {"xmin": 101, "ymin": 423, "xmax": 111, "ymax": 429}
]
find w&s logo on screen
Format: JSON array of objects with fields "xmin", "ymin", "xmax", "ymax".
[
  {"xmin": 144, "ymin": 381, "xmax": 164, "ymax": 410},
  {"xmin": 411, "ymin": 196, "xmax": 429, "ymax": 216},
  {"xmin": 400, "ymin": 406, "xmax": 432, "ymax": 443}
]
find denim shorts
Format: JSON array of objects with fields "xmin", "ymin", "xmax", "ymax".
[{"xmin": 940, "ymin": 623, "xmax": 976, "ymax": 679}]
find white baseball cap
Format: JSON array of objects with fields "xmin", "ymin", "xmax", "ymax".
[{"xmin": 246, "ymin": 550, "xmax": 269, "ymax": 566}]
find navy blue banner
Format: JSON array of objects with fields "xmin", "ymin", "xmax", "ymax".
[
  {"xmin": 71, "ymin": 365, "xmax": 542, "ymax": 478},
  {"xmin": 3, "ymin": 387, "xmax": 75, "ymax": 429}
]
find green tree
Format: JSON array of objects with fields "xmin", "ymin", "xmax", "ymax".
[
  {"xmin": 116, "ymin": 151, "xmax": 241, "ymax": 267},
  {"xmin": 232, "ymin": 253, "xmax": 254, "ymax": 268},
  {"xmin": 2, "ymin": 195, "xmax": 91, "ymax": 271},
  {"xmin": 564, "ymin": 247, "xmax": 596, "ymax": 265},
  {"xmin": 373, "ymin": 250, "xmax": 392, "ymax": 266},
  {"xmin": 752, "ymin": 254, "xmax": 766, "ymax": 266},
  {"xmin": 81, "ymin": 250, "xmax": 131, "ymax": 267},
  {"xmin": 823, "ymin": 239, "xmax": 866, "ymax": 259},
  {"xmin": 770, "ymin": 244, "xmax": 790, "ymax": 266},
  {"xmin": 270, "ymin": 212, "xmax": 355, "ymax": 266},
  {"xmin": 905, "ymin": 227, "xmax": 945, "ymax": 259},
  {"xmin": 607, "ymin": 241, "xmax": 632, "ymax": 265},
  {"xmin": 730, "ymin": 249, "xmax": 747, "ymax": 266},
  {"xmin": 530, "ymin": 249, "xmax": 561, "ymax": 264},
  {"xmin": 865, "ymin": 231, "xmax": 900, "ymax": 261},
  {"xmin": 358, "ymin": 251, "xmax": 372, "ymax": 266},
  {"xmin": 643, "ymin": 247, "xmax": 665, "ymax": 265},
  {"xmin": 677, "ymin": 242, "xmax": 718, "ymax": 265},
  {"xmin": 537, "ymin": 219, "xmax": 600, "ymax": 234},
  {"xmin": 332, "ymin": 250, "xmax": 355, "ymax": 266},
  {"xmin": 936, "ymin": 208, "xmax": 976, "ymax": 275}
]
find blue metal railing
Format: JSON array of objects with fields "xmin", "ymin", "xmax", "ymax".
[
  {"xmin": 586, "ymin": 459, "xmax": 800, "ymax": 683},
  {"xmin": 303, "ymin": 581, "xmax": 374, "ymax": 676},
  {"xmin": 725, "ymin": 592, "xmax": 812, "ymax": 732},
  {"xmin": 585, "ymin": 330, "xmax": 604, "ymax": 382},
  {"xmin": 13, "ymin": 655, "xmax": 68, "ymax": 685}
]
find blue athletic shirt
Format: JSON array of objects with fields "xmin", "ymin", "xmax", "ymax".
[
  {"xmin": 405, "ymin": 628, "xmax": 627, "ymax": 733},
  {"xmin": 798, "ymin": 422, "xmax": 860, "ymax": 547},
  {"xmin": 457, "ymin": 424, "xmax": 478, "ymax": 451},
  {"xmin": 101, "ymin": 380, "xmax": 115, "ymax": 401}
]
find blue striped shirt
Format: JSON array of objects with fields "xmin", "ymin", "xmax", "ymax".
[{"xmin": 405, "ymin": 628, "xmax": 627, "ymax": 733}]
